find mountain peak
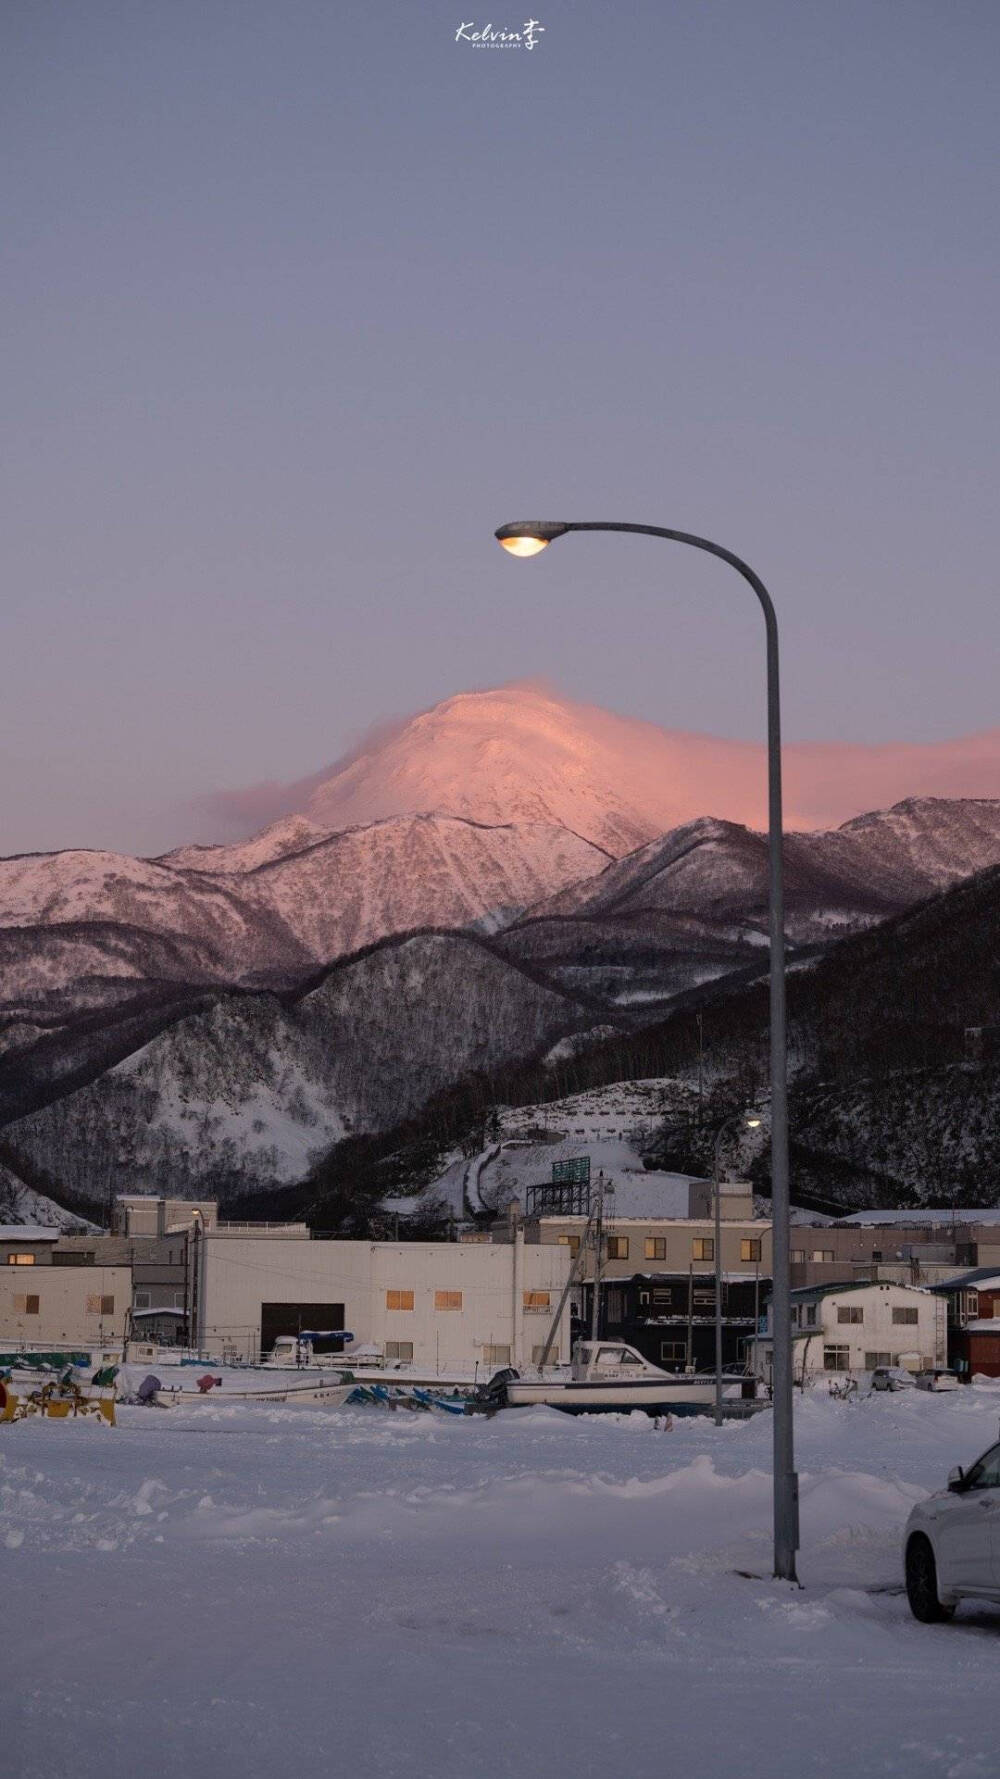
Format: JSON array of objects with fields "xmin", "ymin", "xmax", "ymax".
[{"xmin": 202, "ymin": 684, "xmax": 1000, "ymax": 860}]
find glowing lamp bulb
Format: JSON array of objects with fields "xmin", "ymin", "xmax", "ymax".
[{"xmin": 498, "ymin": 534, "xmax": 549, "ymax": 558}]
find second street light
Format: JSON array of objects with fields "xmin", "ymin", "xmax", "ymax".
[{"xmin": 494, "ymin": 517, "xmax": 800, "ymax": 1585}]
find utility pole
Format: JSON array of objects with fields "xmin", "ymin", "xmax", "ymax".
[
  {"xmin": 686, "ymin": 1262, "xmax": 694, "ymax": 1372},
  {"xmin": 590, "ymin": 1170, "xmax": 606, "ymax": 1343}
]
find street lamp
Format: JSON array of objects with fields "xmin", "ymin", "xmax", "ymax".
[
  {"xmin": 712, "ymin": 1112, "xmax": 762, "ymax": 1427},
  {"xmin": 494, "ymin": 518, "xmax": 799, "ymax": 1583}
]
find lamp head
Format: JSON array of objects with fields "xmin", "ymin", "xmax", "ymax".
[{"xmin": 495, "ymin": 520, "xmax": 570, "ymax": 557}]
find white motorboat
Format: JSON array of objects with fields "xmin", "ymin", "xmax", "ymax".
[
  {"xmin": 478, "ymin": 1341, "xmax": 727, "ymax": 1415},
  {"xmin": 153, "ymin": 1376, "xmax": 355, "ymax": 1409}
]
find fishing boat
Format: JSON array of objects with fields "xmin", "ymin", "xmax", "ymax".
[
  {"xmin": 152, "ymin": 1375, "xmax": 354, "ymax": 1409},
  {"xmin": 476, "ymin": 1341, "xmax": 723, "ymax": 1416}
]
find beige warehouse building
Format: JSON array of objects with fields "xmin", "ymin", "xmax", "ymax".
[{"xmin": 194, "ymin": 1226, "xmax": 572, "ymax": 1372}]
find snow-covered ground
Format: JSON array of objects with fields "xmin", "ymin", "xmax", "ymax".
[{"xmin": 5, "ymin": 1386, "xmax": 1000, "ymax": 1778}]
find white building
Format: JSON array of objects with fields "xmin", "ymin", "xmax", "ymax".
[
  {"xmin": 194, "ymin": 1226, "xmax": 572, "ymax": 1373},
  {"xmin": 752, "ymin": 1281, "xmax": 948, "ymax": 1384},
  {"xmin": 0, "ymin": 1255, "xmax": 130, "ymax": 1352}
]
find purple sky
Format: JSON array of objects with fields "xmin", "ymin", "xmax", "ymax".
[{"xmin": 3, "ymin": 1, "xmax": 999, "ymax": 857}]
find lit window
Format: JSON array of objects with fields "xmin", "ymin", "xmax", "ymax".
[
  {"xmin": 892, "ymin": 1307, "xmax": 919, "ymax": 1325},
  {"xmin": 6, "ymin": 1253, "xmax": 35, "ymax": 1266},
  {"xmin": 837, "ymin": 1306, "xmax": 863, "ymax": 1324},
  {"xmin": 692, "ymin": 1238, "xmax": 714, "ymax": 1261},
  {"xmin": 606, "ymin": 1236, "xmax": 629, "ymax": 1260},
  {"xmin": 385, "ymin": 1340, "xmax": 413, "ymax": 1362},
  {"xmin": 790, "ymin": 1249, "xmax": 805, "ymax": 1264},
  {"xmin": 558, "ymin": 1235, "xmax": 581, "ymax": 1256},
  {"xmin": 14, "ymin": 1294, "xmax": 40, "ymax": 1315},
  {"xmin": 740, "ymin": 1239, "xmax": 762, "ymax": 1263},
  {"xmin": 386, "ymin": 1290, "xmax": 414, "ymax": 1311},
  {"xmin": 523, "ymin": 1290, "xmax": 551, "ymax": 1313},
  {"xmin": 812, "ymin": 1250, "xmax": 834, "ymax": 1263},
  {"xmin": 434, "ymin": 1290, "xmax": 462, "ymax": 1311},
  {"xmin": 645, "ymin": 1237, "xmax": 666, "ymax": 1261}
]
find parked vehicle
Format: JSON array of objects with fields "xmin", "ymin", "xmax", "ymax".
[
  {"xmin": 914, "ymin": 1369, "xmax": 962, "ymax": 1392},
  {"xmin": 903, "ymin": 1439, "xmax": 1000, "ymax": 1620}
]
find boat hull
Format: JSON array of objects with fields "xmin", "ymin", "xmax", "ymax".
[
  {"xmin": 154, "ymin": 1379, "xmax": 354, "ymax": 1409},
  {"xmin": 503, "ymin": 1378, "xmax": 720, "ymax": 1415}
]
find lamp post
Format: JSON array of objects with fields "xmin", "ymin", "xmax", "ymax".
[
  {"xmin": 712, "ymin": 1111, "xmax": 762, "ymax": 1427},
  {"xmin": 494, "ymin": 518, "xmax": 799, "ymax": 1583}
]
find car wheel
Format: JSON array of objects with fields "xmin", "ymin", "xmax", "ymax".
[{"xmin": 905, "ymin": 1535, "xmax": 955, "ymax": 1624}]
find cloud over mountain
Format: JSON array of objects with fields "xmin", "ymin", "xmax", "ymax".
[{"xmin": 193, "ymin": 683, "xmax": 1000, "ymax": 851}]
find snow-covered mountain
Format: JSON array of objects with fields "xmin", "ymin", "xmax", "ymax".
[
  {"xmin": 0, "ymin": 814, "xmax": 608, "ymax": 1010},
  {"xmin": 5, "ymin": 933, "xmax": 604, "ymax": 1198},
  {"xmin": 499, "ymin": 798, "xmax": 1000, "ymax": 1010},
  {"xmin": 4, "ymin": 679, "xmax": 1000, "ymax": 1220}
]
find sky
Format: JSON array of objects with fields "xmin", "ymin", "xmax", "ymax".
[{"xmin": 3, "ymin": 0, "xmax": 999, "ymax": 856}]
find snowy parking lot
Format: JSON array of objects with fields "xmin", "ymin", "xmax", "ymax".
[{"xmin": 5, "ymin": 1386, "xmax": 1000, "ymax": 1779}]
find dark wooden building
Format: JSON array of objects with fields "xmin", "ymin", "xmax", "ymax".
[{"xmin": 594, "ymin": 1272, "xmax": 770, "ymax": 1374}]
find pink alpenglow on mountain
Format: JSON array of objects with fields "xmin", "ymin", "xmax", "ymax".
[{"xmin": 200, "ymin": 684, "xmax": 1000, "ymax": 856}]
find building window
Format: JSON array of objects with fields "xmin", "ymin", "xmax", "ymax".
[
  {"xmin": 6, "ymin": 1252, "xmax": 36, "ymax": 1266},
  {"xmin": 892, "ymin": 1307, "xmax": 919, "ymax": 1325},
  {"xmin": 660, "ymin": 1341, "xmax": 686, "ymax": 1362},
  {"xmin": 51, "ymin": 1251, "xmax": 94, "ymax": 1267},
  {"xmin": 812, "ymin": 1250, "xmax": 834, "ymax": 1263},
  {"xmin": 558, "ymin": 1235, "xmax": 581, "ymax": 1257},
  {"xmin": 386, "ymin": 1290, "xmax": 414, "ymax": 1311},
  {"xmin": 837, "ymin": 1306, "xmax": 863, "ymax": 1324},
  {"xmin": 823, "ymin": 1346, "xmax": 851, "ymax": 1372},
  {"xmin": 532, "ymin": 1345, "xmax": 559, "ymax": 1364},
  {"xmin": 865, "ymin": 1351, "xmax": 894, "ymax": 1369},
  {"xmin": 482, "ymin": 1344, "xmax": 511, "ymax": 1367},
  {"xmin": 639, "ymin": 1291, "xmax": 650, "ymax": 1306},
  {"xmin": 740, "ymin": 1239, "xmax": 762, "ymax": 1263},
  {"xmin": 523, "ymin": 1290, "xmax": 551, "ymax": 1313},
  {"xmin": 133, "ymin": 1291, "xmax": 151, "ymax": 1311},
  {"xmin": 385, "ymin": 1340, "xmax": 413, "ymax": 1362},
  {"xmin": 434, "ymin": 1290, "xmax": 463, "ymax": 1311},
  {"xmin": 805, "ymin": 1305, "xmax": 817, "ymax": 1326},
  {"xmin": 790, "ymin": 1250, "xmax": 805, "ymax": 1264},
  {"xmin": 14, "ymin": 1294, "xmax": 40, "ymax": 1315},
  {"xmin": 645, "ymin": 1237, "xmax": 666, "ymax": 1261},
  {"xmin": 692, "ymin": 1238, "xmax": 714, "ymax": 1261},
  {"xmin": 606, "ymin": 1236, "xmax": 629, "ymax": 1260},
  {"xmin": 693, "ymin": 1290, "xmax": 715, "ymax": 1309},
  {"xmin": 86, "ymin": 1294, "xmax": 115, "ymax": 1316}
]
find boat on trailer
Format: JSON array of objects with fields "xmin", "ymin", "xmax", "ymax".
[{"xmin": 476, "ymin": 1341, "xmax": 724, "ymax": 1416}]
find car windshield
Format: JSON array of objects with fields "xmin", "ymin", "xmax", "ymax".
[{"xmin": 964, "ymin": 1442, "xmax": 1000, "ymax": 1491}]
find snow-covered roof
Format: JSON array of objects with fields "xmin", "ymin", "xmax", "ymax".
[
  {"xmin": 131, "ymin": 1307, "xmax": 186, "ymax": 1318},
  {"xmin": 835, "ymin": 1209, "xmax": 1000, "ymax": 1226},
  {"xmin": 965, "ymin": 1319, "xmax": 1000, "ymax": 1333},
  {"xmin": 0, "ymin": 1226, "xmax": 60, "ymax": 1242},
  {"xmin": 929, "ymin": 1270, "xmax": 1000, "ymax": 1293}
]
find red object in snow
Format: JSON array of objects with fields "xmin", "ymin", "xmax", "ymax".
[{"xmin": 196, "ymin": 1374, "xmax": 222, "ymax": 1393}]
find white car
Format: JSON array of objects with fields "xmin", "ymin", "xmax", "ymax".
[{"xmin": 903, "ymin": 1439, "xmax": 1000, "ymax": 1621}]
